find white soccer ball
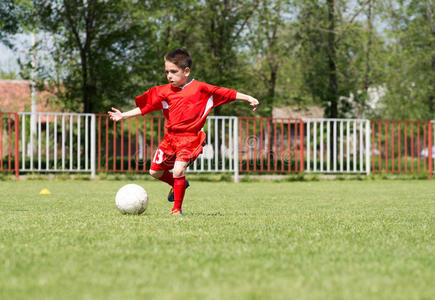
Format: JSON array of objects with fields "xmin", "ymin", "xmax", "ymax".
[{"xmin": 115, "ymin": 184, "xmax": 148, "ymax": 215}]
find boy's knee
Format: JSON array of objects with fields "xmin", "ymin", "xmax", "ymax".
[
  {"xmin": 172, "ymin": 167, "xmax": 185, "ymax": 178},
  {"xmin": 149, "ymin": 169, "xmax": 163, "ymax": 178}
]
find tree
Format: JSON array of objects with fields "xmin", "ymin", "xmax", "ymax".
[
  {"xmin": 294, "ymin": 0, "xmax": 379, "ymax": 118},
  {"xmin": 193, "ymin": 0, "xmax": 259, "ymax": 115},
  {"xmin": 381, "ymin": 0, "xmax": 435, "ymax": 119},
  {"xmin": 132, "ymin": 0, "xmax": 201, "ymax": 86},
  {"xmin": 246, "ymin": 0, "xmax": 295, "ymax": 116},
  {"xmin": 0, "ymin": 0, "xmax": 21, "ymax": 47},
  {"xmin": 32, "ymin": 0, "xmax": 158, "ymax": 113}
]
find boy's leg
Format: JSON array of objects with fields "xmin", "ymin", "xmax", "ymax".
[
  {"xmin": 171, "ymin": 160, "xmax": 189, "ymax": 213},
  {"xmin": 149, "ymin": 135, "xmax": 176, "ymax": 188},
  {"xmin": 168, "ymin": 131, "xmax": 205, "ymax": 212},
  {"xmin": 149, "ymin": 169, "xmax": 174, "ymax": 187},
  {"xmin": 167, "ymin": 179, "xmax": 189, "ymax": 202}
]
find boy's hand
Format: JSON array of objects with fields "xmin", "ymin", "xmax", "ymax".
[
  {"xmin": 108, "ymin": 107, "xmax": 124, "ymax": 121},
  {"xmin": 248, "ymin": 96, "xmax": 259, "ymax": 112}
]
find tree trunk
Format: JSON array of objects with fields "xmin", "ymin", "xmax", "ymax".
[
  {"xmin": 430, "ymin": 54, "xmax": 434, "ymax": 118},
  {"xmin": 269, "ymin": 67, "xmax": 277, "ymax": 100},
  {"xmin": 267, "ymin": 21, "xmax": 279, "ymax": 111},
  {"xmin": 80, "ymin": 51, "xmax": 91, "ymax": 113},
  {"xmin": 362, "ymin": 0, "xmax": 373, "ymax": 119},
  {"xmin": 326, "ymin": 0, "xmax": 338, "ymax": 168},
  {"xmin": 364, "ymin": 0, "xmax": 372, "ymax": 92},
  {"xmin": 268, "ymin": 64, "xmax": 278, "ymax": 111},
  {"xmin": 327, "ymin": 0, "xmax": 338, "ymax": 118}
]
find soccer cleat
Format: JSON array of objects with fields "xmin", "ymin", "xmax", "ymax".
[
  {"xmin": 169, "ymin": 209, "xmax": 183, "ymax": 216},
  {"xmin": 167, "ymin": 180, "xmax": 190, "ymax": 202}
]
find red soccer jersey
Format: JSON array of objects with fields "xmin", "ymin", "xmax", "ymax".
[{"xmin": 135, "ymin": 80, "xmax": 237, "ymax": 133}]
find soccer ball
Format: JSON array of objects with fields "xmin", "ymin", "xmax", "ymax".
[{"xmin": 115, "ymin": 184, "xmax": 148, "ymax": 215}]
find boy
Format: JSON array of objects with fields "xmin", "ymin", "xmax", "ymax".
[{"xmin": 109, "ymin": 48, "xmax": 259, "ymax": 215}]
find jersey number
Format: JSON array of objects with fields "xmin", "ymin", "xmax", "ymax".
[{"xmin": 153, "ymin": 149, "xmax": 164, "ymax": 164}]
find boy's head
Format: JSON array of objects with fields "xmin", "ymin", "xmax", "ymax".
[{"xmin": 164, "ymin": 48, "xmax": 192, "ymax": 88}]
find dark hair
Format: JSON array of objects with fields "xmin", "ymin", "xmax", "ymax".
[{"xmin": 164, "ymin": 48, "xmax": 192, "ymax": 70}]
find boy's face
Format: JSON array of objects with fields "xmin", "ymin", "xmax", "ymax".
[{"xmin": 165, "ymin": 60, "xmax": 190, "ymax": 88}]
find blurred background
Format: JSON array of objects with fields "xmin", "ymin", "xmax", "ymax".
[{"xmin": 0, "ymin": 0, "xmax": 434, "ymax": 120}]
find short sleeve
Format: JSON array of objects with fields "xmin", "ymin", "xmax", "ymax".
[
  {"xmin": 202, "ymin": 83, "xmax": 237, "ymax": 107},
  {"xmin": 135, "ymin": 86, "xmax": 164, "ymax": 115}
]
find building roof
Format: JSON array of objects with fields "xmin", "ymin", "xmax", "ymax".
[
  {"xmin": 272, "ymin": 105, "xmax": 325, "ymax": 120},
  {"xmin": 0, "ymin": 79, "xmax": 59, "ymax": 113}
]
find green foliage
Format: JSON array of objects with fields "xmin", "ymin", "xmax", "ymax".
[
  {"xmin": 381, "ymin": 0, "xmax": 435, "ymax": 119},
  {"xmin": 31, "ymin": 0, "xmax": 161, "ymax": 113},
  {"xmin": 1, "ymin": 0, "xmax": 434, "ymax": 119},
  {"xmin": 0, "ymin": 70, "xmax": 19, "ymax": 79},
  {"xmin": 294, "ymin": 1, "xmax": 382, "ymax": 118},
  {"xmin": 0, "ymin": 0, "xmax": 20, "ymax": 46}
]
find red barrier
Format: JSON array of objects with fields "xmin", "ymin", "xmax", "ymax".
[
  {"xmin": 80, "ymin": 115, "xmax": 435, "ymax": 177},
  {"xmin": 96, "ymin": 114, "xmax": 164, "ymax": 172},
  {"xmin": 371, "ymin": 120, "xmax": 431, "ymax": 174},
  {"xmin": 0, "ymin": 112, "xmax": 19, "ymax": 179},
  {"xmin": 238, "ymin": 117, "xmax": 304, "ymax": 173}
]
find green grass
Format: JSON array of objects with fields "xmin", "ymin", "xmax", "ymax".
[{"xmin": 1, "ymin": 180, "xmax": 434, "ymax": 300}]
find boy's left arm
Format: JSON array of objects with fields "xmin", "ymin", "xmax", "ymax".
[
  {"xmin": 235, "ymin": 92, "xmax": 259, "ymax": 112},
  {"xmin": 206, "ymin": 83, "xmax": 259, "ymax": 112}
]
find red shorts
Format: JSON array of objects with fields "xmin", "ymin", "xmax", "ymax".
[{"xmin": 150, "ymin": 131, "xmax": 206, "ymax": 171}]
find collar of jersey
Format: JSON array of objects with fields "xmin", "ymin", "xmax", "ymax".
[{"xmin": 177, "ymin": 78, "xmax": 195, "ymax": 89}]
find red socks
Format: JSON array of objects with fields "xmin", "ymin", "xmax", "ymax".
[
  {"xmin": 155, "ymin": 170, "xmax": 186, "ymax": 212},
  {"xmin": 172, "ymin": 176, "xmax": 186, "ymax": 212},
  {"xmin": 157, "ymin": 169, "xmax": 174, "ymax": 187}
]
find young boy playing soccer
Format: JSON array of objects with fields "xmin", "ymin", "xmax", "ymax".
[{"xmin": 109, "ymin": 48, "xmax": 259, "ymax": 215}]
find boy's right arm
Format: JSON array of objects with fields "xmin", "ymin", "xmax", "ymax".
[
  {"xmin": 108, "ymin": 107, "xmax": 142, "ymax": 121},
  {"xmin": 109, "ymin": 86, "xmax": 165, "ymax": 121}
]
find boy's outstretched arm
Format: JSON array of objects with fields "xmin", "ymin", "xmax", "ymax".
[
  {"xmin": 108, "ymin": 107, "xmax": 142, "ymax": 121},
  {"xmin": 235, "ymin": 92, "xmax": 259, "ymax": 112}
]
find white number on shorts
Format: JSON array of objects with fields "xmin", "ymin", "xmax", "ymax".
[{"xmin": 153, "ymin": 149, "xmax": 164, "ymax": 164}]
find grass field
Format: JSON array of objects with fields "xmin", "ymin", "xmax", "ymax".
[{"xmin": 1, "ymin": 179, "xmax": 434, "ymax": 300}]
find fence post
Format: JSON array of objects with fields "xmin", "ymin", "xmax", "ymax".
[
  {"xmin": 234, "ymin": 117, "xmax": 239, "ymax": 183},
  {"xmin": 14, "ymin": 113, "xmax": 19, "ymax": 180},
  {"xmin": 91, "ymin": 114, "xmax": 96, "ymax": 179},
  {"xmin": 365, "ymin": 120, "xmax": 371, "ymax": 175},
  {"xmin": 429, "ymin": 122, "xmax": 433, "ymax": 179}
]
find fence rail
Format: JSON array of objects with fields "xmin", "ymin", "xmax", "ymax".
[
  {"xmin": 1, "ymin": 112, "xmax": 434, "ymax": 180},
  {"xmin": 96, "ymin": 114, "xmax": 164, "ymax": 173},
  {"xmin": 238, "ymin": 117, "xmax": 304, "ymax": 173},
  {"xmin": 370, "ymin": 120, "xmax": 432, "ymax": 174}
]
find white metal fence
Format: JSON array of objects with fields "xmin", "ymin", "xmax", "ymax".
[
  {"xmin": 187, "ymin": 117, "xmax": 239, "ymax": 180},
  {"xmin": 304, "ymin": 119, "xmax": 371, "ymax": 174},
  {"xmin": 19, "ymin": 112, "xmax": 96, "ymax": 177}
]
